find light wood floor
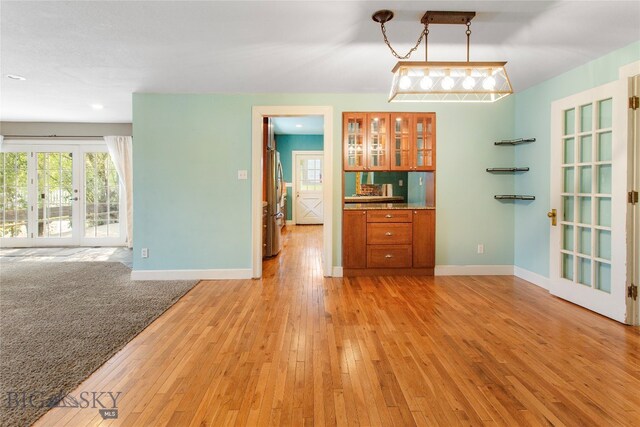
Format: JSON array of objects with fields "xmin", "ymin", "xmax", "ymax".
[{"xmin": 36, "ymin": 225, "xmax": 640, "ymax": 426}]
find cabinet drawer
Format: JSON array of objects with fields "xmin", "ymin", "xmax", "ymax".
[
  {"xmin": 367, "ymin": 210, "xmax": 412, "ymax": 223},
  {"xmin": 367, "ymin": 245, "xmax": 412, "ymax": 268},
  {"xmin": 367, "ymin": 223, "xmax": 412, "ymax": 245}
]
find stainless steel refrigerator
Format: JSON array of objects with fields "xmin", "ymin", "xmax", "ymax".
[{"xmin": 265, "ymin": 120, "xmax": 285, "ymax": 257}]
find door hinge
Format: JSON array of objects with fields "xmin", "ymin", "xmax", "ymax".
[
  {"xmin": 630, "ymin": 96, "xmax": 640, "ymax": 110},
  {"xmin": 628, "ymin": 191, "xmax": 639, "ymax": 204},
  {"xmin": 629, "ymin": 283, "xmax": 638, "ymax": 300}
]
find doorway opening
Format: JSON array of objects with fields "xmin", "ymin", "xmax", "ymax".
[
  {"xmin": 251, "ymin": 106, "xmax": 333, "ymax": 279},
  {"xmin": 261, "ymin": 116, "xmax": 325, "ymax": 273}
]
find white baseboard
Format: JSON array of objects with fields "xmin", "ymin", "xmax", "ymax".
[
  {"xmin": 514, "ymin": 266, "xmax": 550, "ymax": 290},
  {"xmin": 286, "ymin": 220, "xmax": 294, "ymax": 226},
  {"xmin": 131, "ymin": 269, "xmax": 252, "ymax": 281},
  {"xmin": 435, "ymin": 265, "xmax": 514, "ymax": 276},
  {"xmin": 332, "ymin": 266, "xmax": 343, "ymax": 277}
]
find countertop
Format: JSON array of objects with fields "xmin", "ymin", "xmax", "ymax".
[
  {"xmin": 343, "ymin": 196, "xmax": 405, "ymax": 203},
  {"xmin": 344, "ymin": 203, "xmax": 435, "ymax": 210}
]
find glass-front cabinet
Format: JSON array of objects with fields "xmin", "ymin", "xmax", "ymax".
[
  {"xmin": 366, "ymin": 113, "xmax": 390, "ymax": 170},
  {"xmin": 343, "ymin": 113, "xmax": 366, "ymax": 171},
  {"xmin": 414, "ymin": 113, "xmax": 436, "ymax": 171},
  {"xmin": 344, "ymin": 112, "xmax": 435, "ymax": 172},
  {"xmin": 343, "ymin": 112, "xmax": 391, "ymax": 171},
  {"xmin": 390, "ymin": 113, "xmax": 412, "ymax": 170}
]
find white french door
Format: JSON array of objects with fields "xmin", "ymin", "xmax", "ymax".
[
  {"xmin": 293, "ymin": 151, "xmax": 323, "ymax": 225},
  {"xmin": 1, "ymin": 142, "xmax": 124, "ymax": 247},
  {"xmin": 549, "ymin": 79, "xmax": 628, "ymax": 322}
]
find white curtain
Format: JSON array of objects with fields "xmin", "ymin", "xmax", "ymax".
[{"xmin": 104, "ymin": 136, "xmax": 133, "ymax": 248}]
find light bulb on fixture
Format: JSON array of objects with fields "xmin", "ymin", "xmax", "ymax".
[
  {"xmin": 462, "ymin": 76, "xmax": 476, "ymax": 90},
  {"xmin": 441, "ymin": 76, "xmax": 455, "ymax": 90},
  {"xmin": 399, "ymin": 75, "xmax": 412, "ymax": 90},
  {"xmin": 482, "ymin": 76, "xmax": 496, "ymax": 90},
  {"xmin": 420, "ymin": 76, "xmax": 433, "ymax": 90}
]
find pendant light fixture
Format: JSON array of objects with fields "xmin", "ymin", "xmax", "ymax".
[{"xmin": 372, "ymin": 10, "xmax": 513, "ymax": 102}]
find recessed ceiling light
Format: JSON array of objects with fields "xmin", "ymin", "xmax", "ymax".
[
  {"xmin": 295, "ymin": 124, "xmax": 303, "ymax": 128},
  {"xmin": 7, "ymin": 74, "xmax": 26, "ymax": 81},
  {"xmin": 91, "ymin": 104, "xmax": 104, "ymax": 110}
]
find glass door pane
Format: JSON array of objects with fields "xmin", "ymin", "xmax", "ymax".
[
  {"xmin": 559, "ymin": 100, "xmax": 612, "ymax": 293},
  {"xmin": 414, "ymin": 114, "xmax": 435, "ymax": 170},
  {"xmin": 84, "ymin": 152, "xmax": 121, "ymax": 239},
  {"xmin": 0, "ymin": 152, "xmax": 29, "ymax": 238},
  {"xmin": 344, "ymin": 114, "xmax": 365, "ymax": 170},
  {"xmin": 36, "ymin": 151, "xmax": 76, "ymax": 241},
  {"xmin": 367, "ymin": 113, "xmax": 389, "ymax": 170},
  {"xmin": 390, "ymin": 114, "xmax": 411, "ymax": 170}
]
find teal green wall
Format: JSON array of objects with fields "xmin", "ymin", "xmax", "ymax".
[
  {"xmin": 407, "ymin": 172, "xmax": 428, "ymax": 205},
  {"xmin": 513, "ymin": 40, "xmax": 640, "ymax": 277},
  {"xmin": 133, "ymin": 93, "xmax": 516, "ymax": 271},
  {"xmin": 275, "ymin": 134, "xmax": 324, "ymax": 221},
  {"xmin": 344, "ymin": 172, "xmax": 409, "ymax": 201}
]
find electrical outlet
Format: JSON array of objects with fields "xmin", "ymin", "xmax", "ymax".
[
  {"xmin": 141, "ymin": 248, "xmax": 149, "ymax": 258},
  {"xmin": 477, "ymin": 244, "xmax": 484, "ymax": 254},
  {"xmin": 237, "ymin": 170, "xmax": 248, "ymax": 180},
  {"xmin": 399, "ymin": 179, "xmax": 403, "ymax": 187}
]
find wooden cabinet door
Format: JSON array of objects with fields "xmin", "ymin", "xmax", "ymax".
[
  {"xmin": 343, "ymin": 113, "xmax": 367, "ymax": 171},
  {"xmin": 413, "ymin": 210, "xmax": 435, "ymax": 268},
  {"xmin": 390, "ymin": 113, "xmax": 413, "ymax": 170},
  {"xmin": 343, "ymin": 210, "xmax": 367, "ymax": 268},
  {"xmin": 366, "ymin": 113, "xmax": 390, "ymax": 170},
  {"xmin": 413, "ymin": 113, "xmax": 436, "ymax": 171}
]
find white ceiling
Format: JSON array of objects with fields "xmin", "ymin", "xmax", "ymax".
[
  {"xmin": 1, "ymin": 1, "xmax": 639, "ymax": 123},
  {"xmin": 272, "ymin": 116, "xmax": 324, "ymax": 135}
]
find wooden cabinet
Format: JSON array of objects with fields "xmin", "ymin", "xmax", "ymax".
[
  {"xmin": 343, "ymin": 113, "xmax": 366, "ymax": 170},
  {"xmin": 389, "ymin": 113, "xmax": 436, "ymax": 171},
  {"xmin": 343, "ymin": 210, "xmax": 367, "ymax": 268},
  {"xmin": 366, "ymin": 113, "xmax": 390, "ymax": 171},
  {"xmin": 413, "ymin": 210, "xmax": 435, "ymax": 268},
  {"xmin": 343, "ymin": 208, "xmax": 435, "ymax": 275},
  {"xmin": 343, "ymin": 113, "xmax": 390, "ymax": 171},
  {"xmin": 342, "ymin": 111, "xmax": 436, "ymax": 276},
  {"xmin": 413, "ymin": 114, "xmax": 436, "ymax": 171},
  {"xmin": 390, "ymin": 113, "xmax": 412, "ymax": 170}
]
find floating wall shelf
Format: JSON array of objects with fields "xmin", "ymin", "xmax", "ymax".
[
  {"xmin": 494, "ymin": 195, "xmax": 535, "ymax": 200},
  {"xmin": 486, "ymin": 167, "xmax": 530, "ymax": 173},
  {"xmin": 494, "ymin": 138, "xmax": 536, "ymax": 146}
]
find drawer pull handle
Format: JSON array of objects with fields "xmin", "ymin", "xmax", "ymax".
[
  {"xmin": 385, "ymin": 214, "xmax": 393, "ymax": 218},
  {"xmin": 385, "ymin": 232, "xmax": 393, "ymax": 236},
  {"xmin": 385, "ymin": 254, "xmax": 393, "ymax": 258}
]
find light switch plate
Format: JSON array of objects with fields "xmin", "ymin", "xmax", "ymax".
[{"xmin": 237, "ymin": 170, "xmax": 248, "ymax": 180}]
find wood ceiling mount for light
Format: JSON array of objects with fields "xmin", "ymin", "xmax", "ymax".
[{"xmin": 421, "ymin": 11, "xmax": 476, "ymax": 25}]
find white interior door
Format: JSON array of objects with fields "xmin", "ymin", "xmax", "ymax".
[
  {"xmin": 549, "ymin": 79, "xmax": 628, "ymax": 322},
  {"xmin": 293, "ymin": 152, "xmax": 323, "ymax": 225}
]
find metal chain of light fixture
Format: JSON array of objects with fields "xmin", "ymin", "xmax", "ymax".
[
  {"xmin": 377, "ymin": 13, "xmax": 473, "ymax": 63},
  {"xmin": 379, "ymin": 21, "xmax": 427, "ymax": 60}
]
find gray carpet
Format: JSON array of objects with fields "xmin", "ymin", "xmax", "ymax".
[{"xmin": 0, "ymin": 262, "xmax": 199, "ymax": 427}]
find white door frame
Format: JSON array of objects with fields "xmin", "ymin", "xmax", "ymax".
[
  {"xmin": 291, "ymin": 150, "xmax": 324, "ymax": 225},
  {"xmin": 620, "ymin": 60, "xmax": 640, "ymax": 325},
  {"xmin": 251, "ymin": 106, "xmax": 333, "ymax": 278},
  {"xmin": 549, "ymin": 78, "xmax": 627, "ymax": 322}
]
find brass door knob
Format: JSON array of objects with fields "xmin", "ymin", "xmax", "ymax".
[{"xmin": 547, "ymin": 209, "xmax": 557, "ymax": 226}]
